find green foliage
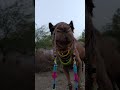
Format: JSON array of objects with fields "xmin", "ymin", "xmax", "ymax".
[
  {"xmin": 78, "ymin": 30, "xmax": 85, "ymax": 42},
  {"xmin": 35, "ymin": 25, "xmax": 52, "ymax": 49},
  {"xmin": 36, "ymin": 35, "xmax": 52, "ymax": 49}
]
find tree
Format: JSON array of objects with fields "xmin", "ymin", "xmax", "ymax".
[
  {"xmin": 35, "ymin": 25, "xmax": 52, "ymax": 49},
  {"xmin": 78, "ymin": 30, "xmax": 85, "ymax": 42},
  {"xmin": 0, "ymin": 1, "xmax": 34, "ymax": 62}
]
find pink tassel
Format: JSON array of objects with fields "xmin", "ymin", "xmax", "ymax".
[
  {"xmin": 52, "ymin": 72, "xmax": 57, "ymax": 79},
  {"xmin": 74, "ymin": 73, "xmax": 79, "ymax": 82}
]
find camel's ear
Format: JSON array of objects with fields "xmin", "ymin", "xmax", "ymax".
[
  {"xmin": 69, "ymin": 21, "xmax": 74, "ymax": 32},
  {"xmin": 49, "ymin": 22, "xmax": 54, "ymax": 35}
]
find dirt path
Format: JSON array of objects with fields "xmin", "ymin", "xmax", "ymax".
[{"xmin": 35, "ymin": 69, "xmax": 85, "ymax": 90}]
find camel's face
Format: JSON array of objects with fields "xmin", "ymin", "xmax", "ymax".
[{"xmin": 49, "ymin": 21, "xmax": 74, "ymax": 50}]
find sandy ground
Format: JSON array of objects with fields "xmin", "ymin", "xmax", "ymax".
[{"xmin": 35, "ymin": 64, "xmax": 85, "ymax": 90}]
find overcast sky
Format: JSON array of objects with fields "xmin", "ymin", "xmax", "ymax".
[{"xmin": 35, "ymin": 0, "xmax": 85, "ymax": 38}]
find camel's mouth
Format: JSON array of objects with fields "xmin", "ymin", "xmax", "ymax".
[{"xmin": 56, "ymin": 40, "xmax": 72, "ymax": 50}]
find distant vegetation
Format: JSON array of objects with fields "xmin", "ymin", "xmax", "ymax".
[
  {"xmin": 78, "ymin": 30, "xmax": 85, "ymax": 42},
  {"xmin": 35, "ymin": 25, "xmax": 52, "ymax": 49}
]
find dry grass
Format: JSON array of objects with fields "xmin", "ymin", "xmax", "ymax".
[{"xmin": 35, "ymin": 49, "xmax": 54, "ymax": 73}]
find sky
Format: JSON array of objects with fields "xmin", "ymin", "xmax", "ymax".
[{"xmin": 35, "ymin": 0, "xmax": 85, "ymax": 38}]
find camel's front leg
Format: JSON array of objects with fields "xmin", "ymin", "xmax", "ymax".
[
  {"xmin": 77, "ymin": 63, "xmax": 83, "ymax": 90},
  {"xmin": 75, "ymin": 50, "xmax": 83, "ymax": 90},
  {"xmin": 63, "ymin": 66, "xmax": 72, "ymax": 90}
]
